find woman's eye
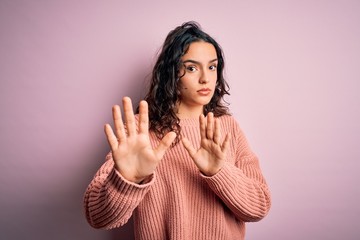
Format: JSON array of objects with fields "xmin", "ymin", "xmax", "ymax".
[
  {"xmin": 209, "ymin": 65, "xmax": 217, "ymax": 71},
  {"xmin": 186, "ymin": 66, "xmax": 197, "ymax": 72}
]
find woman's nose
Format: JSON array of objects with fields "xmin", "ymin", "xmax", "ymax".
[{"xmin": 199, "ymin": 70, "xmax": 210, "ymax": 84}]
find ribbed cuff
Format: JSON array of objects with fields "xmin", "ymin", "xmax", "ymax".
[
  {"xmin": 110, "ymin": 167, "xmax": 156, "ymax": 189},
  {"xmin": 200, "ymin": 163, "xmax": 239, "ymax": 193}
]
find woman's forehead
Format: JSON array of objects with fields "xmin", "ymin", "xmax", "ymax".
[{"xmin": 182, "ymin": 42, "xmax": 217, "ymax": 62}]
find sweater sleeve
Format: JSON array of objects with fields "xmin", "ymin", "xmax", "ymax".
[
  {"xmin": 83, "ymin": 153, "xmax": 155, "ymax": 229},
  {"xmin": 201, "ymin": 119, "xmax": 271, "ymax": 222}
]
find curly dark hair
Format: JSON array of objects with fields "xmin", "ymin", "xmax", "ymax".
[{"xmin": 140, "ymin": 21, "xmax": 230, "ymax": 144}]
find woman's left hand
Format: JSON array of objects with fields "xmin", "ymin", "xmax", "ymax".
[{"xmin": 182, "ymin": 112, "xmax": 230, "ymax": 176}]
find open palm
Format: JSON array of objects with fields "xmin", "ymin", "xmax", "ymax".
[
  {"xmin": 182, "ymin": 113, "xmax": 230, "ymax": 176},
  {"xmin": 104, "ymin": 97, "xmax": 176, "ymax": 183}
]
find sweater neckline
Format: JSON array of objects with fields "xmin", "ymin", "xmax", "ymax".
[{"xmin": 179, "ymin": 118, "xmax": 200, "ymax": 127}]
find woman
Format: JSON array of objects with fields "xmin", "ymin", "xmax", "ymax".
[{"xmin": 84, "ymin": 21, "xmax": 271, "ymax": 240}]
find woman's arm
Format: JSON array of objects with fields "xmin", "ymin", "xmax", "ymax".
[
  {"xmin": 182, "ymin": 114, "xmax": 271, "ymax": 222},
  {"xmin": 202, "ymin": 153, "xmax": 271, "ymax": 222},
  {"xmin": 83, "ymin": 153, "xmax": 155, "ymax": 229},
  {"xmin": 84, "ymin": 97, "xmax": 175, "ymax": 229}
]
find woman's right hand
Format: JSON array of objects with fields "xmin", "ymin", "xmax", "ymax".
[{"xmin": 104, "ymin": 97, "xmax": 176, "ymax": 183}]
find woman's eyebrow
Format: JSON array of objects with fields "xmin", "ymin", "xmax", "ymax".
[{"xmin": 182, "ymin": 59, "xmax": 218, "ymax": 64}]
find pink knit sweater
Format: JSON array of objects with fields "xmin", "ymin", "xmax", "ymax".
[{"xmin": 84, "ymin": 115, "xmax": 271, "ymax": 240}]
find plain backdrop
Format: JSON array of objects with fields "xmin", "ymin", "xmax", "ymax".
[{"xmin": 1, "ymin": 0, "xmax": 359, "ymax": 239}]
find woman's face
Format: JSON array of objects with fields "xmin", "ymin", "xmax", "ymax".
[{"xmin": 178, "ymin": 41, "xmax": 218, "ymax": 114}]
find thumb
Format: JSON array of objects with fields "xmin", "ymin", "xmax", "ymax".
[
  {"xmin": 182, "ymin": 137, "xmax": 197, "ymax": 158},
  {"xmin": 154, "ymin": 131, "xmax": 176, "ymax": 159}
]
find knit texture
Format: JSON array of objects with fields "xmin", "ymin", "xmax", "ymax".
[{"xmin": 84, "ymin": 115, "xmax": 271, "ymax": 240}]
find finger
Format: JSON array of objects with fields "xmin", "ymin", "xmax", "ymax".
[
  {"xmin": 206, "ymin": 112, "xmax": 214, "ymax": 139},
  {"xmin": 138, "ymin": 100, "xmax": 149, "ymax": 134},
  {"xmin": 154, "ymin": 131, "xmax": 176, "ymax": 159},
  {"xmin": 199, "ymin": 114, "xmax": 206, "ymax": 139},
  {"xmin": 213, "ymin": 118, "xmax": 221, "ymax": 144},
  {"xmin": 123, "ymin": 97, "xmax": 136, "ymax": 136},
  {"xmin": 181, "ymin": 137, "xmax": 197, "ymax": 158},
  {"xmin": 104, "ymin": 124, "xmax": 118, "ymax": 151},
  {"xmin": 221, "ymin": 133, "xmax": 231, "ymax": 153},
  {"xmin": 112, "ymin": 105, "xmax": 126, "ymax": 143}
]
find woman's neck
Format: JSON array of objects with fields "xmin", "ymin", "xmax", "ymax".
[{"xmin": 176, "ymin": 102, "xmax": 204, "ymax": 119}]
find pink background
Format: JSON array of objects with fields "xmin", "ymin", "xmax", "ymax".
[{"xmin": 1, "ymin": 0, "xmax": 359, "ymax": 239}]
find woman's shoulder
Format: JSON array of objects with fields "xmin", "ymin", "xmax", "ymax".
[
  {"xmin": 218, "ymin": 114, "xmax": 244, "ymax": 134},
  {"xmin": 218, "ymin": 114, "xmax": 237, "ymax": 125}
]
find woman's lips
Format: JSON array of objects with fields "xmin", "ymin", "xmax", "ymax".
[{"xmin": 197, "ymin": 88, "xmax": 211, "ymax": 96}]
